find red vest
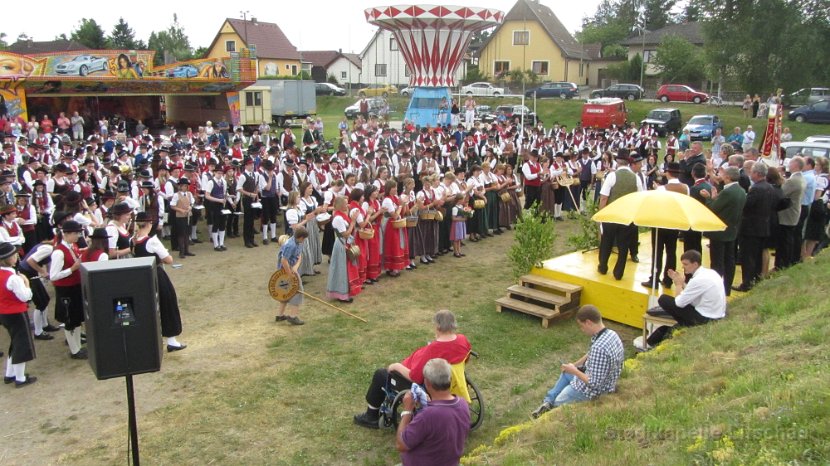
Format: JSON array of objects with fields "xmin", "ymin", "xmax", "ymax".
[
  {"xmin": 0, "ymin": 269, "xmax": 28, "ymax": 314},
  {"xmin": 18, "ymin": 206, "xmax": 35, "ymax": 233},
  {"xmin": 52, "ymin": 242, "xmax": 81, "ymax": 287},
  {"xmin": 524, "ymin": 161, "xmax": 542, "ymax": 187},
  {"xmin": 82, "ymin": 249, "xmax": 106, "ymax": 263}
]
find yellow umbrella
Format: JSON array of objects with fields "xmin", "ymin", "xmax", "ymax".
[{"xmin": 592, "ymin": 190, "xmax": 726, "ymax": 231}]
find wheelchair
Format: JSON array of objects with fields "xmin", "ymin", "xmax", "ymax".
[{"xmin": 378, "ymin": 351, "xmax": 484, "ymax": 431}]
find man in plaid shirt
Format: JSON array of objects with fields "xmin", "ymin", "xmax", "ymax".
[{"xmin": 532, "ymin": 305, "xmax": 624, "ymax": 418}]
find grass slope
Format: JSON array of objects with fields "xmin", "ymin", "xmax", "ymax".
[{"xmin": 463, "ymin": 255, "xmax": 830, "ymax": 466}]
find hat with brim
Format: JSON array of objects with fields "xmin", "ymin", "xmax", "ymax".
[
  {"xmin": 14, "ymin": 192, "xmax": 31, "ymax": 198},
  {"xmin": 0, "ymin": 242, "xmax": 17, "ymax": 260},
  {"xmin": 61, "ymin": 220, "xmax": 84, "ymax": 233},
  {"xmin": 101, "ymin": 191, "xmax": 116, "ymax": 200},
  {"xmin": 178, "ymin": 178, "xmax": 191, "ymax": 186},
  {"xmin": 110, "ymin": 203, "xmax": 132, "ymax": 217},
  {"xmin": 63, "ymin": 191, "xmax": 83, "ymax": 206},
  {"xmin": 0, "ymin": 205, "xmax": 17, "ymax": 216},
  {"xmin": 666, "ymin": 162, "xmax": 683, "ymax": 175},
  {"xmin": 135, "ymin": 211, "xmax": 151, "ymax": 223},
  {"xmin": 140, "ymin": 181, "xmax": 155, "ymax": 190},
  {"xmin": 89, "ymin": 228, "xmax": 110, "ymax": 240},
  {"xmin": 51, "ymin": 211, "xmax": 71, "ymax": 226}
]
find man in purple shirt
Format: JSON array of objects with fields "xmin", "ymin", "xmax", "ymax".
[{"xmin": 396, "ymin": 358, "xmax": 470, "ymax": 466}]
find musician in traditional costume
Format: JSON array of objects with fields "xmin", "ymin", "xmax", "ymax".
[
  {"xmin": 0, "ymin": 205, "xmax": 25, "ymax": 257},
  {"xmin": 0, "ymin": 242, "xmax": 37, "ymax": 387},
  {"xmin": 299, "ymin": 182, "xmax": 325, "ymax": 271},
  {"xmin": 326, "ymin": 196, "xmax": 361, "ymax": 303},
  {"xmin": 204, "ymin": 164, "xmax": 229, "ymax": 251},
  {"xmin": 49, "ymin": 220, "xmax": 87, "ymax": 359},
  {"xmin": 361, "ymin": 184, "xmax": 383, "ymax": 284},
  {"xmin": 275, "ymin": 226, "xmax": 308, "ymax": 326},
  {"xmin": 132, "ymin": 212, "xmax": 187, "ymax": 352},
  {"xmin": 285, "ymin": 191, "xmax": 316, "ymax": 277},
  {"xmin": 106, "ymin": 202, "xmax": 133, "ymax": 259}
]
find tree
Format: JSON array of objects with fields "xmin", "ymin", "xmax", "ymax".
[
  {"xmin": 0, "ymin": 33, "xmax": 8, "ymax": 50},
  {"xmin": 652, "ymin": 35, "xmax": 707, "ymax": 83},
  {"xmin": 109, "ymin": 18, "xmax": 146, "ymax": 50},
  {"xmin": 463, "ymin": 65, "xmax": 489, "ymax": 84},
  {"xmin": 148, "ymin": 14, "xmax": 193, "ymax": 66},
  {"xmin": 71, "ymin": 18, "xmax": 107, "ymax": 49},
  {"xmin": 642, "ymin": 0, "xmax": 677, "ymax": 30}
]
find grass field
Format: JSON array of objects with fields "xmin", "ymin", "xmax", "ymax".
[{"xmin": 314, "ymin": 95, "xmax": 821, "ymax": 146}]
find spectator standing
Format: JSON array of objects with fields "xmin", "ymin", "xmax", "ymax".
[
  {"xmin": 734, "ymin": 163, "xmax": 775, "ymax": 292},
  {"xmin": 70, "ymin": 112, "xmax": 84, "ymax": 141},
  {"xmin": 741, "ymin": 125, "xmax": 756, "ymax": 153},
  {"xmin": 701, "ymin": 167, "xmax": 746, "ymax": 296}
]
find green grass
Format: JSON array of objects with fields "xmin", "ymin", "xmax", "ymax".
[
  {"xmin": 462, "ymin": 255, "xmax": 830, "ymax": 466},
  {"xmin": 313, "ymin": 95, "xmax": 820, "ymax": 146}
]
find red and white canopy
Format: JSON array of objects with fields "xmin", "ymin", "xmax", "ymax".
[{"xmin": 365, "ymin": 5, "xmax": 504, "ymax": 87}]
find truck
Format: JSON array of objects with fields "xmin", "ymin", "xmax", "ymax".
[
  {"xmin": 164, "ymin": 80, "xmax": 316, "ymax": 130},
  {"xmin": 239, "ymin": 80, "xmax": 316, "ymax": 128},
  {"xmin": 581, "ymin": 98, "xmax": 628, "ymax": 129}
]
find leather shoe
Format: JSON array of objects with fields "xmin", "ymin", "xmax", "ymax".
[
  {"xmin": 15, "ymin": 376, "xmax": 37, "ymax": 388},
  {"xmin": 640, "ymin": 279, "xmax": 657, "ymax": 288},
  {"xmin": 34, "ymin": 332, "xmax": 54, "ymax": 341},
  {"xmin": 630, "ymin": 255, "xmax": 640, "ymax": 263},
  {"xmin": 245, "ymin": 243, "xmax": 254, "ymax": 248},
  {"xmin": 353, "ymin": 412, "xmax": 380, "ymax": 429},
  {"xmin": 262, "ymin": 238, "xmax": 270, "ymax": 245},
  {"xmin": 732, "ymin": 284, "xmax": 751, "ymax": 293},
  {"xmin": 597, "ymin": 265, "xmax": 607, "ymax": 275},
  {"xmin": 167, "ymin": 344, "xmax": 187, "ymax": 353},
  {"xmin": 185, "ymin": 252, "xmax": 196, "ymax": 257},
  {"xmin": 70, "ymin": 348, "xmax": 88, "ymax": 360},
  {"xmin": 43, "ymin": 324, "xmax": 61, "ymax": 332},
  {"xmin": 251, "ymin": 242, "xmax": 259, "ymax": 247},
  {"xmin": 4, "ymin": 376, "xmax": 15, "ymax": 384},
  {"xmin": 662, "ymin": 277, "xmax": 673, "ymax": 288}
]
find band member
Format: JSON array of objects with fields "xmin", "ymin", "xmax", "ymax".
[
  {"xmin": 259, "ymin": 159, "xmax": 280, "ymax": 244},
  {"xmin": 0, "ymin": 242, "xmax": 37, "ymax": 387},
  {"xmin": 381, "ymin": 179, "xmax": 408, "ymax": 276},
  {"xmin": 275, "ymin": 226, "xmax": 308, "ymax": 326},
  {"xmin": 522, "ymin": 149, "xmax": 543, "ymax": 209},
  {"xmin": 132, "ymin": 212, "xmax": 187, "ymax": 352},
  {"xmin": 204, "ymin": 164, "xmax": 229, "ymax": 251},
  {"xmin": 170, "ymin": 179, "xmax": 196, "ymax": 259},
  {"xmin": 0, "ymin": 205, "xmax": 25, "ymax": 256},
  {"xmin": 237, "ymin": 158, "xmax": 261, "ymax": 248},
  {"xmin": 326, "ymin": 195, "xmax": 361, "ymax": 303},
  {"xmin": 18, "ymin": 240, "xmax": 60, "ymax": 341},
  {"xmin": 49, "ymin": 220, "xmax": 87, "ymax": 359},
  {"xmin": 106, "ymin": 203, "xmax": 133, "ymax": 259}
]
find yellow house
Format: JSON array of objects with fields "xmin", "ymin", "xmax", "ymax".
[
  {"xmin": 206, "ymin": 17, "xmax": 301, "ymax": 78},
  {"xmin": 477, "ymin": 0, "xmax": 589, "ymax": 85}
]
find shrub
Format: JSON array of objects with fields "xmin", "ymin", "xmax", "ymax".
[
  {"xmin": 567, "ymin": 200, "xmax": 600, "ymax": 251},
  {"xmin": 508, "ymin": 205, "xmax": 556, "ymax": 278}
]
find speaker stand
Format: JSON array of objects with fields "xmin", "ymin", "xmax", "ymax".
[{"xmin": 125, "ymin": 374, "xmax": 141, "ymax": 466}]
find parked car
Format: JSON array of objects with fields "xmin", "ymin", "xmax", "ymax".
[
  {"xmin": 461, "ymin": 82, "xmax": 505, "ymax": 97},
  {"xmin": 482, "ymin": 105, "xmax": 537, "ymax": 125},
  {"xmin": 474, "ymin": 105, "xmax": 491, "ymax": 121},
  {"xmin": 399, "ymin": 86, "xmax": 415, "ymax": 96},
  {"xmin": 344, "ymin": 97, "xmax": 387, "ymax": 119},
  {"xmin": 656, "ymin": 84, "xmax": 709, "ymax": 104},
  {"xmin": 641, "ymin": 108, "xmax": 682, "ymax": 136},
  {"xmin": 683, "ymin": 114, "xmax": 724, "ymax": 141},
  {"xmin": 581, "ymin": 98, "xmax": 628, "ymax": 129},
  {"xmin": 788, "ymin": 99, "xmax": 830, "ymax": 123},
  {"xmin": 358, "ymin": 84, "xmax": 397, "ymax": 98},
  {"xmin": 589, "ymin": 83, "xmax": 644, "ymax": 100},
  {"xmin": 525, "ymin": 82, "xmax": 578, "ymax": 99},
  {"xmin": 783, "ymin": 88, "xmax": 829, "ymax": 107},
  {"xmin": 315, "ymin": 82, "xmax": 346, "ymax": 96},
  {"xmin": 55, "ymin": 55, "xmax": 109, "ymax": 76},
  {"xmin": 804, "ymin": 135, "xmax": 830, "ymax": 144},
  {"xmin": 781, "ymin": 141, "xmax": 830, "ymax": 160},
  {"xmin": 167, "ymin": 64, "xmax": 199, "ymax": 78}
]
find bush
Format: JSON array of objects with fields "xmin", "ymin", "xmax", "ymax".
[
  {"xmin": 567, "ymin": 200, "xmax": 600, "ymax": 251},
  {"xmin": 508, "ymin": 205, "xmax": 556, "ymax": 278}
]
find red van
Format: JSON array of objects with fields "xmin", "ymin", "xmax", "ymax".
[{"xmin": 581, "ymin": 98, "xmax": 628, "ymax": 129}]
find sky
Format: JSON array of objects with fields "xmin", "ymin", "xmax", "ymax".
[{"xmin": 5, "ymin": 0, "xmax": 600, "ymax": 54}]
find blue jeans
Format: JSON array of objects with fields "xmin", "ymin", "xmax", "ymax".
[{"xmin": 544, "ymin": 372, "xmax": 589, "ymax": 407}]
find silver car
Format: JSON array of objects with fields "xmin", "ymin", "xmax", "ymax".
[{"xmin": 56, "ymin": 55, "xmax": 109, "ymax": 76}]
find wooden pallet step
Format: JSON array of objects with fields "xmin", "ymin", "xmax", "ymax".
[
  {"xmin": 507, "ymin": 285, "xmax": 570, "ymax": 306},
  {"xmin": 519, "ymin": 275, "xmax": 582, "ymax": 297},
  {"xmin": 495, "ymin": 297, "xmax": 562, "ymax": 328}
]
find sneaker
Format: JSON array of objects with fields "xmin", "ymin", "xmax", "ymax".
[
  {"xmin": 287, "ymin": 316, "xmax": 305, "ymax": 326},
  {"xmin": 353, "ymin": 412, "xmax": 380, "ymax": 429},
  {"xmin": 275, "ymin": 315, "xmax": 288, "ymax": 322},
  {"xmin": 531, "ymin": 402, "xmax": 553, "ymax": 419},
  {"xmin": 633, "ymin": 336, "xmax": 652, "ymax": 352}
]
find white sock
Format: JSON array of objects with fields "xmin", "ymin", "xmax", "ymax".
[
  {"xmin": 262, "ymin": 226, "xmax": 267, "ymax": 240},
  {"xmin": 218, "ymin": 231, "xmax": 226, "ymax": 246},
  {"xmin": 270, "ymin": 223, "xmax": 277, "ymax": 239},
  {"xmin": 211, "ymin": 232, "xmax": 219, "ymax": 247},
  {"xmin": 40, "ymin": 309, "xmax": 50, "ymax": 328},
  {"xmin": 555, "ymin": 204, "xmax": 562, "ymax": 218},
  {"xmin": 13, "ymin": 362, "xmax": 26, "ymax": 382},
  {"xmin": 32, "ymin": 309, "xmax": 44, "ymax": 335},
  {"xmin": 163, "ymin": 225, "xmax": 171, "ymax": 237},
  {"xmin": 65, "ymin": 329, "xmax": 81, "ymax": 354},
  {"xmin": 167, "ymin": 336, "xmax": 180, "ymax": 347},
  {"xmin": 190, "ymin": 227, "xmax": 197, "ymax": 240},
  {"xmin": 5, "ymin": 357, "xmax": 13, "ymax": 378}
]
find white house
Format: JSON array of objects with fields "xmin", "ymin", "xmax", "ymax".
[
  {"xmin": 359, "ymin": 29, "xmax": 467, "ymax": 87},
  {"xmin": 300, "ymin": 50, "xmax": 361, "ymax": 85}
]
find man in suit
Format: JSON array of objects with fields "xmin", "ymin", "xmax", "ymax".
[
  {"xmin": 776, "ymin": 156, "xmax": 806, "ymax": 269},
  {"xmin": 701, "ymin": 166, "xmax": 746, "ymax": 296},
  {"xmin": 598, "ymin": 150, "xmax": 643, "ymax": 280},
  {"xmin": 734, "ymin": 163, "xmax": 776, "ymax": 292},
  {"xmin": 686, "ymin": 163, "xmax": 711, "ymax": 254},
  {"xmin": 679, "ymin": 141, "xmax": 706, "ymax": 187}
]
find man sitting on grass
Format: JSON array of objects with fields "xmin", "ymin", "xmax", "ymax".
[
  {"xmin": 531, "ymin": 305, "xmax": 624, "ymax": 418},
  {"xmin": 635, "ymin": 249, "xmax": 727, "ymax": 351}
]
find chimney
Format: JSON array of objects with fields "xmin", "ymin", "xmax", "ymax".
[{"xmin": 251, "ymin": 17, "xmax": 258, "ymax": 25}]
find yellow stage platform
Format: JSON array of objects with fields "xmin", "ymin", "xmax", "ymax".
[{"xmin": 531, "ymin": 232, "xmax": 743, "ymax": 329}]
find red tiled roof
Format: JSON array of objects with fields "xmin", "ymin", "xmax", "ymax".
[
  {"xmin": 224, "ymin": 18, "xmax": 300, "ymax": 60},
  {"xmin": 300, "ymin": 50, "xmax": 340, "ymax": 67}
]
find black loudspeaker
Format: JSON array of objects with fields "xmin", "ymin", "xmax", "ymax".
[{"xmin": 81, "ymin": 257, "xmax": 162, "ymax": 380}]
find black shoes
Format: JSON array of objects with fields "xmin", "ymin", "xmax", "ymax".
[
  {"xmin": 167, "ymin": 344, "xmax": 187, "ymax": 353},
  {"xmin": 185, "ymin": 252, "xmax": 196, "ymax": 257},
  {"xmin": 34, "ymin": 333, "xmax": 54, "ymax": 341},
  {"xmin": 286, "ymin": 316, "xmax": 305, "ymax": 326},
  {"xmin": 4, "ymin": 376, "xmax": 15, "ymax": 384},
  {"xmin": 43, "ymin": 324, "xmax": 60, "ymax": 332},
  {"xmin": 631, "ymin": 255, "xmax": 640, "ymax": 263},
  {"xmin": 353, "ymin": 412, "xmax": 380, "ymax": 429},
  {"xmin": 15, "ymin": 376, "xmax": 37, "ymax": 388},
  {"xmin": 70, "ymin": 348, "xmax": 88, "ymax": 360}
]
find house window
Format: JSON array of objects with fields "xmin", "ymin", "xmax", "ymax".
[
  {"xmin": 245, "ymin": 91, "xmax": 262, "ymax": 107},
  {"xmin": 390, "ymin": 38, "xmax": 398, "ymax": 51},
  {"xmin": 531, "ymin": 61, "xmax": 549, "ymax": 75},
  {"xmin": 285, "ymin": 64, "xmax": 290, "ymax": 70},
  {"xmin": 513, "ymin": 30, "xmax": 529, "ymax": 46},
  {"xmin": 375, "ymin": 64, "xmax": 387, "ymax": 77},
  {"xmin": 225, "ymin": 40, "xmax": 236, "ymax": 52},
  {"xmin": 494, "ymin": 61, "xmax": 510, "ymax": 76},
  {"xmin": 643, "ymin": 50, "xmax": 656, "ymax": 63},
  {"xmin": 291, "ymin": 65, "xmax": 298, "ymax": 75},
  {"xmin": 341, "ymin": 71, "xmax": 347, "ymax": 79},
  {"xmin": 579, "ymin": 62, "xmax": 585, "ymax": 77}
]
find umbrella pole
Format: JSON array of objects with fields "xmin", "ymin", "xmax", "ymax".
[{"xmin": 652, "ymin": 228, "xmax": 659, "ymax": 291}]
